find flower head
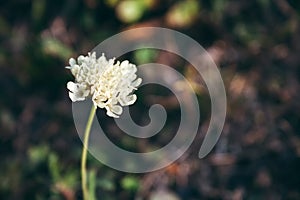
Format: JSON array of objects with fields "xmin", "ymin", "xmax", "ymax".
[{"xmin": 66, "ymin": 52, "xmax": 142, "ymax": 118}]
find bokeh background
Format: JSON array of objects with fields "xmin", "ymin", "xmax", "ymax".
[{"xmin": 1, "ymin": 0, "xmax": 300, "ymax": 199}]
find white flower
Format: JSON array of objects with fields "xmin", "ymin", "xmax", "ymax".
[{"xmin": 66, "ymin": 52, "xmax": 142, "ymax": 118}]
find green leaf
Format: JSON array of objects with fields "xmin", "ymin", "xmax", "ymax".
[
  {"xmin": 134, "ymin": 48, "xmax": 157, "ymax": 65},
  {"xmin": 121, "ymin": 176, "xmax": 139, "ymax": 191},
  {"xmin": 41, "ymin": 37, "xmax": 73, "ymax": 60},
  {"xmin": 88, "ymin": 169, "xmax": 97, "ymax": 200},
  {"xmin": 28, "ymin": 145, "xmax": 49, "ymax": 164},
  {"xmin": 98, "ymin": 178, "xmax": 115, "ymax": 191},
  {"xmin": 116, "ymin": 0, "xmax": 147, "ymax": 23},
  {"xmin": 48, "ymin": 153, "xmax": 61, "ymax": 182}
]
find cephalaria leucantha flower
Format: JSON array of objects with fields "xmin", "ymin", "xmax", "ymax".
[{"xmin": 66, "ymin": 52, "xmax": 142, "ymax": 118}]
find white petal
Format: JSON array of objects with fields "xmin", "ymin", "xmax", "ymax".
[
  {"xmin": 78, "ymin": 55, "xmax": 85, "ymax": 64},
  {"xmin": 118, "ymin": 96, "xmax": 126, "ymax": 106},
  {"xmin": 69, "ymin": 92, "xmax": 79, "ymax": 102},
  {"xmin": 69, "ymin": 92, "xmax": 76, "ymax": 102},
  {"xmin": 97, "ymin": 102, "xmax": 106, "ymax": 108},
  {"xmin": 69, "ymin": 91, "xmax": 86, "ymax": 102},
  {"xmin": 119, "ymin": 94, "xmax": 137, "ymax": 106},
  {"xmin": 82, "ymin": 88, "xmax": 90, "ymax": 97},
  {"xmin": 70, "ymin": 65, "xmax": 80, "ymax": 76},
  {"xmin": 127, "ymin": 74, "xmax": 137, "ymax": 81},
  {"xmin": 91, "ymin": 52, "xmax": 96, "ymax": 58},
  {"xmin": 126, "ymin": 94, "xmax": 137, "ymax": 105},
  {"xmin": 111, "ymin": 105, "xmax": 123, "ymax": 115},
  {"xmin": 120, "ymin": 60, "xmax": 129, "ymax": 67},
  {"xmin": 69, "ymin": 58, "xmax": 76, "ymax": 66},
  {"xmin": 106, "ymin": 107, "xmax": 119, "ymax": 118},
  {"xmin": 132, "ymin": 78, "xmax": 142, "ymax": 88},
  {"xmin": 67, "ymin": 81, "xmax": 77, "ymax": 92}
]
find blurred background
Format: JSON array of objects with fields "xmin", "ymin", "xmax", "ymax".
[{"xmin": 1, "ymin": 0, "xmax": 300, "ymax": 199}]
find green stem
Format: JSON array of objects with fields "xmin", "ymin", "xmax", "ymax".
[{"xmin": 81, "ymin": 105, "xmax": 97, "ymax": 200}]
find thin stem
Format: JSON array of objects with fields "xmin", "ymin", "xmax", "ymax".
[{"xmin": 81, "ymin": 105, "xmax": 97, "ymax": 200}]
